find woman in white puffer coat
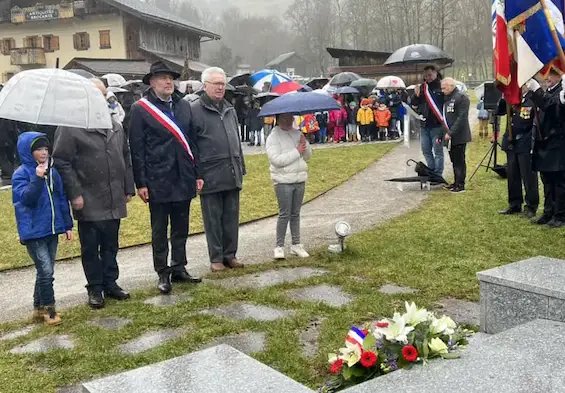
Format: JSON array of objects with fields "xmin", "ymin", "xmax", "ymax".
[{"xmin": 266, "ymin": 113, "xmax": 313, "ymax": 260}]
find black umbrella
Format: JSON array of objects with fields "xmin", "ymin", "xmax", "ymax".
[
  {"xmin": 234, "ymin": 84, "xmax": 259, "ymax": 95},
  {"xmin": 306, "ymin": 77, "xmax": 330, "ymax": 88},
  {"xmin": 384, "ymin": 44, "xmax": 453, "ymax": 66},
  {"xmin": 228, "ymin": 73, "xmax": 251, "ymax": 87},
  {"xmin": 350, "ymin": 78, "xmax": 377, "ymax": 89},
  {"xmin": 387, "ymin": 159, "xmax": 447, "ymax": 186},
  {"xmin": 66, "ymin": 68, "xmax": 96, "ymax": 79},
  {"xmin": 254, "ymin": 92, "xmax": 280, "ymax": 105},
  {"xmin": 329, "ymin": 72, "xmax": 361, "ymax": 87}
]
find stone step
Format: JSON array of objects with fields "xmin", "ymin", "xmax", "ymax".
[
  {"xmin": 83, "ymin": 344, "xmax": 315, "ymax": 393},
  {"xmin": 343, "ymin": 319, "xmax": 565, "ymax": 393}
]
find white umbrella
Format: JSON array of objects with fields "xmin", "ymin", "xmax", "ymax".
[
  {"xmin": 474, "ymin": 83, "xmax": 485, "ymax": 100},
  {"xmin": 107, "ymin": 86, "xmax": 128, "ymax": 94},
  {"xmin": 103, "ymin": 73, "xmax": 127, "ymax": 87},
  {"xmin": 312, "ymin": 89, "xmax": 330, "ymax": 95},
  {"xmin": 0, "ymin": 68, "xmax": 112, "ymax": 129},
  {"xmin": 377, "ymin": 76, "xmax": 406, "ymax": 89},
  {"xmin": 321, "ymin": 83, "xmax": 337, "ymax": 94}
]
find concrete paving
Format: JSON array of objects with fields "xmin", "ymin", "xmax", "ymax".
[{"xmin": 0, "ymin": 111, "xmax": 477, "ymax": 323}]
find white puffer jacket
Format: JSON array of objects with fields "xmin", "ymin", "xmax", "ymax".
[{"xmin": 266, "ymin": 126, "xmax": 312, "ymax": 184}]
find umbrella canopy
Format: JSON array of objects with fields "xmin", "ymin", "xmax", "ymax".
[
  {"xmin": 377, "ymin": 76, "xmax": 406, "ymax": 89},
  {"xmin": 322, "ymin": 83, "xmax": 337, "ymax": 94},
  {"xmin": 234, "ymin": 85, "xmax": 258, "ymax": 96},
  {"xmin": 258, "ymin": 92, "xmax": 340, "ymax": 117},
  {"xmin": 329, "ymin": 72, "xmax": 361, "ymax": 86},
  {"xmin": 107, "ymin": 86, "xmax": 129, "ymax": 94},
  {"xmin": 350, "ymin": 78, "xmax": 377, "ymax": 89},
  {"xmin": 178, "ymin": 80, "xmax": 203, "ymax": 94},
  {"xmin": 255, "ymin": 92, "xmax": 280, "ymax": 105},
  {"xmin": 228, "ymin": 73, "xmax": 251, "ymax": 88},
  {"xmin": 250, "ymin": 69, "xmax": 292, "ymax": 90},
  {"xmin": 306, "ymin": 77, "xmax": 330, "ymax": 88},
  {"xmin": 66, "ymin": 68, "xmax": 96, "ymax": 79},
  {"xmin": 102, "ymin": 73, "xmax": 126, "ymax": 87},
  {"xmin": 272, "ymin": 81, "xmax": 305, "ymax": 95},
  {"xmin": 0, "ymin": 68, "xmax": 112, "ymax": 129},
  {"xmin": 336, "ymin": 86, "xmax": 359, "ymax": 94},
  {"xmin": 474, "ymin": 83, "xmax": 485, "ymax": 100},
  {"xmin": 384, "ymin": 44, "xmax": 453, "ymax": 66},
  {"xmin": 312, "ymin": 89, "xmax": 330, "ymax": 95}
]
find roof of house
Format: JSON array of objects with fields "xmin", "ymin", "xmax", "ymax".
[
  {"xmin": 265, "ymin": 52, "xmax": 302, "ymax": 67},
  {"xmin": 140, "ymin": 49, "xmax": 210, "ymax": 73},
  {"xmin": 64, "ymin": 58, "xmax": 152, "ymax": 76},
  {"xmin": 102, "ymin": 0, "xmax": 221, "ymax": 40}
]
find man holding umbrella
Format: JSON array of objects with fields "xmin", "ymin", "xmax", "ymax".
[
  {"xmin": 128, "ymin": 61, "xmax": 202, "ymax": 294},
  {"xmin": 412, "ymin": 65, "xmax": 445, "ymax": 177}
]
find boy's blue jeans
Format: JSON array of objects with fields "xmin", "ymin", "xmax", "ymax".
[
  {"xmin": 26, "ymin": 235, "xmax": 58, "ymax": 308},
  {"xmin": 319, "ymin": 128, "xmax": 327, "ymax": 143}
]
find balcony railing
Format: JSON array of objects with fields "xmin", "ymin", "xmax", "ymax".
[{"xmin": 10, "ymin": 48, "xmax": 46, "ymax": 66}]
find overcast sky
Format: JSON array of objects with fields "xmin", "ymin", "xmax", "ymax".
[{"xmin": 200, "ymin": 0, "xmax": 293, "ymax": 16}]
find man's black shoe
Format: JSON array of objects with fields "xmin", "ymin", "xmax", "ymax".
[
  {"xmin": 521, "ymin": 209, "xmax": 536, "ymax": 219},
  {"xmin": 499, "ymin": 207, "xmax": 521, "ymax": 215},
  {"xmin": 533, "ymin": 215, "xmax": 552, "ymax": 225},
  {"xmin": 547, "ymin": 218, "xmax": 565, "ymax": 228},
  {"xmin": 105, "ymin": 286, "xmax": 130, "ymax": 301},
  {"xmin": 450, "ymin": 186, "xmax": 466, "ymax": 194},
  {"xmin": 88, "ymin": 291, "xmax": 105, "ymax": 309},
  {"xmin": 158, "ymin": 274, "xmax": 172, "ymax": 294},
  {"xmin": 442, "ymin": 183, "xmax": 455, "ymax": 191},
  {"xmin": 171, "ymin": 270, "xmax": 202, "ymax": 284}
]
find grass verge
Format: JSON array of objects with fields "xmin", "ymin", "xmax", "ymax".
[
  {"xmin": 2, "ymin": 133, "xmax": 565, "ymax": 393},
  {"xmin": 0, "ymin": 143, "xmax": 394, "ymax": 271}
]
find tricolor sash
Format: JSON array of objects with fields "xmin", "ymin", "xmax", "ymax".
[
  {"xmin": 138, "ymin": 97, "xmax": 195, "ymax": 163},
  {"xmin": 424, "ymin": 83, "xmax": 449, "ymax": 131}
]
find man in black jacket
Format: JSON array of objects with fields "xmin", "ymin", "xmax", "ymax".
[
  {"xmin": 0, "ymin": 119, "xmax": 18, "ymax": 184},
  {"xmin": 191, "ymin": 67, "xmax": 246, "ymax": 273},
  {"xmin": 441, "ymin": 78, "xmax": 472, "ymax": 193},
  {"xmin": 528, "ymin": 70, "xmax": 565, "ymax": 227},
  {"xmin": 412, "ymin": 65, "xmax": 445, "ymax": 176},
  {"xmin": 129, "ymin": 61, "xmax": 202, "ymax": 294},
  {"xmin": 498, "ymin": 87, "xmax": 539, "ymax": 218}
]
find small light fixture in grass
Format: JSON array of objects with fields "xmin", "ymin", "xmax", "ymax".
[{"xmin": 328, "ymin": 221, "xmax": 351, "ymax": 254}]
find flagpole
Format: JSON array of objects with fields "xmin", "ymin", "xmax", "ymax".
[{"xmin": 540, "ymin": 0, "xmax": 565, "ymax": 67}]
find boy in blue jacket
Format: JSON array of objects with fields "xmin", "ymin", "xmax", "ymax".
[{"xmin": 12, "ymin": 132, "xmax": 73, "ymax": 326}]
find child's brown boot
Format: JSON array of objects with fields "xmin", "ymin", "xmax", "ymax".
[
  {"xmin": 43, "ymin": 306, "xmax": 62, "ymax": 326},
  {"xmin": 31, "ymin": 308, "xmax": 44, "ymax": 323}
]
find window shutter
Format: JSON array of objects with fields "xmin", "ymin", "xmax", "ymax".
[
  {"xmin": 43, "ymin": 36, "xmax": 49, "ymax": 51},
  {"xmin": 9, "ymin": 38, "xmax": 14, "ymax": 50},
  {"xmin": 0, "ymin": 40, "xmax": 5, "ymax": 56},
  {"xmin": 73, "ymin": 33, "xmax": 79, "ymax": 50},
  {"xmin": 52, "ymin": 36, "xmax": 59, "ymax": 51},
  {"xmin": 84, "ymin": 32, "xmax": 90, "ymax": 50},
  {"xmin": 23, "ymin": 36, "xmax": 29, "ymax": 48}
]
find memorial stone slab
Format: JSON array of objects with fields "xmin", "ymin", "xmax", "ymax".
[
  {"xmin": 287, "ymin": 285, "xmax": 353, "ymax": 307},
  {"xmin": 88, "ymin": 317, "xmax": 133, "ymax": 330},
  {"xmin": 199, "ymin": 302, "xmax": 296, "ymax": 321},
  {"xmin": 202, "ymin": 332, "xmax": 266, "ymax": 355},
  {"xmin": 56, "ymin": 385, "xmax": 83, "ymax": 393},
  {"xmin": 143, "ymin": 294, "xmax": 193, "ymax": 307},
  {"xmin": 208, "ymin": 267, "xmax": 329, "ymax": 290},
  {"xmin": 0, "ymin": 325, "xmax": 35, "ymax": 341},
  {"xmin": 9, "ymin": 335, "xmax": 74, "ymax": 354},
  {"xmin": 119, "ymin": 329, "xmax": 186, "ymax": 355},
  {"xmin": 83, "ymin": 345, "xmax": 315, "ymax": 393},
  {"xmin": 342, "ymin": 319, "xmax": 565, "ymax": 393},
  {"xmin": 378, "ymin": 284, "xmax": 419, "ymax": 295},
  {"xmin": 477, "ymin": 256, "xmax": 565, "ymax": 333}
]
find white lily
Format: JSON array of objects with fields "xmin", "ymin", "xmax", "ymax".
[
  {"xmin": 430, "ymin": 315, "xmax": 457, "ymax": 335},
  {"xmin": 373, "ymin": 312, "xmax": 414, "ymax": 344},
  {"xmin": 402, "ymin": 302, "xmax": 431, "ymax": 326},
  {"xmin": 328, "ymin": 353, "xmax": 339, "ymax": 364},
  {"xmin": 428, "ymin": 337, "xmax": 449, "ymax": 354},
  {"xmin": 338, "ymin": 340, "xmax": 362, "ymax": 367}
]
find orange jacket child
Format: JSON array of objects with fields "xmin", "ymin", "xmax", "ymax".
[{"xmin": 374, "ymin": 104, "xmax": 392, "ymax": 128}]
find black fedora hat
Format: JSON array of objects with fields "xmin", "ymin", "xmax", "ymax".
[{"xmin": 143, "ymin": 60, "xmax": 181, "ymax": 85}]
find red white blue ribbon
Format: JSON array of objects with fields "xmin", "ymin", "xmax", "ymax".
[
  {"xmin": 346, "ymin": 326, "xmax": 366, "ymax": 349},
  {"xmin": 138, "ymin": 97, "xmax": 195, "ymax": 163},
  {"xmin": 424, "ymin": 83, "xmax": 449, "ymax": 131}
]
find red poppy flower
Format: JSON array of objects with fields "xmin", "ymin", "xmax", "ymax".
[
  {"xmin": 361, "ymin": 329, "xmax": 369, "ymax": 336},
  {"xmin": 330, "ymin": 359, "xmax": 344, "ymax": 374},
  {"xmin": 402, "ymin": 345, "xmax": 419, "ymax": 362},
  {"xmin": 376, "ymin": 322, "xmax": 389, "ymax": 328},
  {"xmin": 360, "ymin": 351, "xmax": 377, "ymax": 368}
]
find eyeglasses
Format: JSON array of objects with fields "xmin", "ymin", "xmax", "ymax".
[{"xmin": 205, "ymin": 81, "xmax": 226, "ymax": 88}]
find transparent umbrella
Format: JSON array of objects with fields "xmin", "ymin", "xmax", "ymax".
[
  {"xmin": 0, "ymin": 68, "xmax": 112, "ymax": 129},
  {"xmin": 102, "ymin": 73, "xmax": 127, "ymax": 87}
]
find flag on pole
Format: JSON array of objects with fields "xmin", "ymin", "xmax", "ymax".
[
  {"xmin": 494, "ymin": 0, "xmax": 521, "ymax": 104},
  {"xmin": 506, "ymin": 0, "xmax": 565, "ymax": 86}
]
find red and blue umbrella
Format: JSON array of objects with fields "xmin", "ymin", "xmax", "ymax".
[{"xmin": 250, "ymin": 69, "xmax": 292, "ymax": 90}]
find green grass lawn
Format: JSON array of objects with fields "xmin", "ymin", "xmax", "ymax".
[
  {"xmin": 2, "ymin": 133, "xmax": 565, "ymax": 393},
  {"xmin": 0, "ymin": 143, "xmax": 394, "ymax": 271}
]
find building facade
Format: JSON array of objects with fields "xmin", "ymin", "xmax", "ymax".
[
  {"xmin": 0, "ymin": 0, "xmax": 220, "ymax": 82},
  {"xmin": 264, "ymin": 52, "xmax": 308, "ymax": 78}
]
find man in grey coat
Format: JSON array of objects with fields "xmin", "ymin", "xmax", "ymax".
[
  {"xmin": 441, "ymin": 78, "xmax": 472, "ymax": 193},
  {"xmin": 190, "ymin": 67, "xmax": 246, "ymax": 272},
  {"xmin": 53, "ymin": 79, "xmax": 135, "ymax": 309}
]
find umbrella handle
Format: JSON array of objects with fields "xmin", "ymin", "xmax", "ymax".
[{"xmin": 406, "ymin": 159, "xmax": 418, "ymax": 167}]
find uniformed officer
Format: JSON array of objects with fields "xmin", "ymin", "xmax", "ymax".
[
  {"xmin": 527, "ymin": 70, "xmax": 565, "ymax": 227},
  {"xmin": 498, "ymin": 85, "xmax": 539, "ymax": 218}
]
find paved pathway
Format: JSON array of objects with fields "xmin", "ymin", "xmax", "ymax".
[{"xmin": 0, "ymin": 112, "xmax": 477, "ymax": 322}]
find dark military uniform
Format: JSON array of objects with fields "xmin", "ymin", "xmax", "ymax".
[
  {"xmin": 531, "ymin": 84, "xmax": 565, "ymax": 225},
  {"xmin": 498, "ymin": 93, "xmax": 539, "ymax": 215}
]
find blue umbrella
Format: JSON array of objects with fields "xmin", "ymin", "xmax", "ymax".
[
  {"xmin": 336, "ymin": 86, "xmax": 359, "ymax": 94},
  {"xmin": 258, "ymin": 92, "xmax": 340, "ymax": 117},
  {"xmin": 250, "ymin": 69, "xmax": 292, "ymax": 90}
]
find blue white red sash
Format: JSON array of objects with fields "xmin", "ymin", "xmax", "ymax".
[
  {"xmin": 138, "ymin": 97, "xmax": 195, "ymax": 163},
  {"xmin": 424, "ymin": 83, "xmax": 449, "ymax": 131}
]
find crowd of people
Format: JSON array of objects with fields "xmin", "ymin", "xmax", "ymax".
[{"xmin": 10, "ymin": 61, "xmax": 313, "ymax": 326}]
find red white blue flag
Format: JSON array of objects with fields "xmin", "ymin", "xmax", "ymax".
[{"xmin": 346, "ymin": 326, "xmax": 366, "ymax": 349}]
